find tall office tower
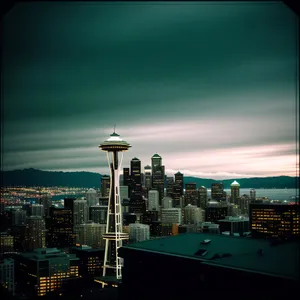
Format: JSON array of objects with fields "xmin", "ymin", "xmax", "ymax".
[
  {"xmin": 144, "ymin": 165, "xmax": 152, "ymax": 188},
  {"xmin": 166, "ymin": 177, "xmax": 174, "ymax": 197},
  {"xmin": 131, "ymin": 157, "xmax": 141, "ymax": 187},
  {"xmin": 250, "ymin": 189, "xmax": 256, "ymax": 201},
  {"xmin": 184, "ymin": 183, "xmax": 198, "ymax": 206},
  {"xmin": 123, "ymin": 168, "xmax": 131, "ymax": 186},
  {"xmin": 101, "ymin": 175, "xmax": 110, "ymax": 197},
  {"xmin": 174, "ymin": 172, "xmax": 184, "ymax": 195},
  {"xmin": 12, "ymin": 209, "xmax": 26, "ymax": 225},
  {"xmin": 148, "ymin": 190, "xmax": 160, "ymax": 211},
  {"xmin": 161, "ymin": 208, "xmax": 182, "ymax": 225},
  {"xmin": 172, "ymin": 185, "xmax": 182, "ymax": 207},
  {"xmin": 230, "ymin": 181, "xmax": 240, "ymax": 204},
  {"xmin": 31, "ymin": 204, "xmax": 44, "ymax": 217},
  {"xmin": 122, "ymin": 199, "xmax": 130, "ymax": 213},
  {"xmin": 151, "ymin": 153, "xmax": 162, "ymax": 173},
  {"xmin": 184, "ymin": 204, "xmax": 203, "ymax": 225},
  {"xmin": 0, "ymin": 232, "xmax": 14, "ymax": 252},
  {"xmin": 99, "ymin": 131, "xmax": 130, "ymax": 282},
  {"xmin": 198, "ymin": 186, "xmax": 208, "ymax": 209},
  {"xmin": 47, "ymin": 207, "xmax": 74, "ymax": 249},
  {"xmin": 89, "ymin": 205, "xmax": 108, "ymax": 224},
  {"xmin": 73, "ymin": 199, "xmax": 88, "ymax": 231},
  {"xmin": 86, "ymin": 188, "xmax": 98, "ymax": 207},
  {"xmin": 38, "ymin": 195, "xmax": 52, "ymax": 217},
  {"xmin": 211, "ymin": 183, "xmax": 224, "ymax": 201},
  {"xmin": 129, "ymin": 223, "xmax": 150, "ymax": 243},
  {"xmin": 163, "ymin": 196, "xmax": 173, "ymax": 209},
  {"xmin": 76, "ymin": 221, "xmax": 106, "ymax": 248},
  {"xmin": 205, "ymin": 202, "xmax": 228, "ymax": 223},
  {"xmin": 0, "ymin": 258, "xmax": 15, "ymax": 296},
  {"xmin": 24, "ymin": 216, "xmax": 46, "ymax": 251}
]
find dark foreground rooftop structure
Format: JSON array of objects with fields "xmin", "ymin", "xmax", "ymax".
[{"xmin": 119, "ymin": 233, "xmax": 300, "ymax": 299}]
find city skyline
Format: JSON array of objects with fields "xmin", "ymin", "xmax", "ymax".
[{"xmin": 2, "ymin": 2, "xmax": 299, "ymax": 180}]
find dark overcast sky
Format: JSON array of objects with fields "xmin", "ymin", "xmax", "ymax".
[{"xmin": 2, "ymin": 2, "xmax": 299, "ymax": 179}]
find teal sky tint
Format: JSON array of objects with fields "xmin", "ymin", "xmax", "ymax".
[{"xmin": 2, "ymin": 2, "xmax": 299, "ymax": 179}]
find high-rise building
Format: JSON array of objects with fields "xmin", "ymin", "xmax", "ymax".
[
  {"xmin": 123, "ymin": 168, "xmax": 131, "ymax": 186},
  {"xmin": 129, "ymin": 223, "xmax": 150, "ymax": 242},
  {"xmin": 144, "ymin": 165, "xmax": 152, "ymax": 189},
  {"xmin": 131, "ymin": 157, "xmax": 141, "ymax": 187},
  {"xmin": 184, "ymin": 183, "xmax": 198, "ymax": 206},
  {"xmin": 15, "ymin": 248, "xmax": 79, "ymax": 297},
  {"xmin": 250, "ymin": 203, "xmax": 300, "ymax": 239},
  {"xmin": 151, "ymin": 154, "xmax": 162, "ymax": 173},
  {"xmin": 250, "ymin": 189, "xmax": 256, "ymax": 200},
  {"xmin": 148, "ymin": 190, "xmax": 160, "ymax": 211},
  {"xmin": 31, "ymin": 204, "xmax": 44, "ymax": 217},
  {"xmin": 12, "ymin": 209, "xmax": 26, "ymax": 225},
  {"xmin": 172, "ymin": 185, "xmax": 182, "ymax": 207},
  {"xmin": 151, "ymin": 154, "xmax": 165, "ymax": 205},
  {"xmin": 24, "ymin": 216, "xmax": 46, "ymax": 251},
  {"xmin": 47, "ymin": 207, "xmax": 74, "ymax": 249},
  {"xmin": 38, "ymin": 195, "xmax": 52, "ymax": 217},
  {"xmin": 76, "ymin": 221, "xmax": 106, "ymax": 248},
  {"xmin": 211, "ymin": 183, "xmax": 224, "ymax": 201},
  {"xmin": 101, "ymin": 175, "xmax": 110, "ymax": 198},
  {"xmin": 198, "ymin": 186, "xmax": 208, "ymax": 209},
  {"xmin": 73, "ymin": 199, "xmax": 88, "ymax": 231},
  {"xmin": 205, "ymin": 202, "xmax": 228, "ymax": 223},
  {"xmin": 162, "ymin": 196, "xmax": 173, "ymax": 209},
  {"xmin": 99, "ymin": 131, "xmax": 130, "ymax": 282},
  {"xmin": 89, "ymin": 205, "xmax": 108, "ymax": 224},
  {"xmin": 161, "ymin": 208, "xmax": 182, "ymax": 225},
  {"xmin": 86, "ymin": 188, "xmax": 98, "ymax": 207},
  {"xmin": 120, "ymin": 186, "xmax": 129, "ymax": 201},
  {"xmin": 0, "ymin": 232, "xmax": 14, "ymax": 252},
  {"xmin": 0, "ymin": 258, "xmax": 15, "ymax": 296},
  {"xmin": 230, "ymin": 180, "xmax": 240, "ymax": 204},
  {"xmin": 183, "ymin": 204, "xmax": 204, "ymax": 225},
  {"xmin": 166, "ymin": 177, "xmax": 174, "ymax": 197},
  {"xmin": 174, "ymin": 172, "xmax": 184, "ymax": 195},
  {"xmin": 64, "ymin": 197, "xmax": 76, "ymax": 211}
]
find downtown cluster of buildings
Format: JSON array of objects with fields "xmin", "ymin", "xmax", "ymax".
[{"xmin": 0, "ymin": 151, "xmax": 299, "ymax": 298}]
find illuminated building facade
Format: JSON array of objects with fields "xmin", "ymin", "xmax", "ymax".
[
  {"xmin": 148, "ymin": 190, "xmax": 159, "ymax": 211},
  {"xmin": 12, "ymin": 209, "xmax": 27, "ymax": 225},
  {"xmin": 131, "ymin": 157, "xmax": 141, "ymax": 187},
  {"xmin": 140, "ymin": 210, "xmax": 159, "ymax": 225},
  {"xmin": 161, "ymin": 208, "xmax": 182, "ymax": 225},
  {"xmin": 38, "ymin": 195, "xmax": 52, "ymax": 217},
  {"xmin": 73, "ymin": 199, "xmax": 88, "ymax": 232},
  {"xmin": 86, "ymin": 188, "xmax": 98, "ymax": 207},
  {"xmin": 144, "ymin": 165, "xmax": 152, "ymax": 189},
  {"xmin": 123, "ymin": 168, "xmax": 131, "ymax": 186},
  {"xmin": 166, "ymin": 177, "xmax": 174, "ymax": 197},
  {"xmin": 0, "ymin": 232, "xmax": 14, "ymax": 252},
  {"xmin": 184, "ymin": 183, "xmax": 198, "ymax": 206},
  {"xmin": 70, "ymin": 245, "xmax": 104, "ymax": 278},
  {"xmin": 0, "ymin": 258, "xmax": 15, "ymax": 296},
  {"xmin": 174, "ymin": 172, "xmax": 184, "ymax": 195},
  {"xmin": 162, "ymin": 196, "xmax": 173, "ymax": 209},
  {"xmin": 89, "ymin": 205, "xmax": 108, "ymax": 224},
  {"xmin": 198, "ymin": 186, "xmax": 208, "ymax": 209},
  {"xmin": 47, "ymin": 207, "xmax": 74, "ymax": 249},
  {"xmin": 76, "ymin": 221, "xmax": 106, "ymax": 248},
  {"xmin": 250, "ymin": 203, "xmax": 300, "ymax": 239},
  {"xmin": 129, "ymin": 223, "xmax": 150, "ymax": 242},
  {"xmin": 230, "ymin": 181, "xmax": 240, "ymax": 204},
  {"xmin": 172, "ymin": 185, "xmax": 182, "ymax": 207},
  {"xmin": 15, "ymin": 248, "xmax": 79, "ymax": 298},
  {"xmin": 25, "ymin": 216, "xmax": 46, "ymax": 251},
  {"xmin": 211, "ymin": 183, "xmax": 224, "ymax": 201},
  {"xmin": 151, "ymin": 154, "xmax": 165, "ymax": 205},
  {"xmin": 99, "ymin": 131, "xmax": 130, "ymax": 282},
  {"xmin": 184, "ymin": 205, "xmax": 204, "ymax": 225},
  {"xmin": 31, "ymin": 204, "xmax": 44, "ymax": 217}
]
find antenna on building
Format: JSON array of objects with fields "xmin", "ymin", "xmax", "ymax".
[{"xmin": 113, "ymin": 124, "xmax": 116, "ymax": 133}]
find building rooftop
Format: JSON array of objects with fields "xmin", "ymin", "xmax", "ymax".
[
  {"xmin": 131, "ymin": 157, "xmax": 140, "ymax": 161},
  {"xmin": 87, "ymin": 188, "xmax": 97, "ymax": 193},
  {"xmin": 152, "ymin": 154, "xmax": 161, "ymax": 158},
  {"xmin": 18, "ymin": 248, "xmax": 79, "ymax": 261},
  {"xmin": 231, "ymin": 180, "xmax": 240, "ymax": 187},
  {"xmin": 121, "ymin": 233, "xmax": 299, "ymax": 281}
]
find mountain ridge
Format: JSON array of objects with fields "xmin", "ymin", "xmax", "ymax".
[{"xmin": 1, "ymin": 168, "xmax": 298, "ymax": 189}]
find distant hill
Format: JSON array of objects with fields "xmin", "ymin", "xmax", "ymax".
[{"xmin": 1, "ymin": 168, "xmax": 298, "ymax": 189}]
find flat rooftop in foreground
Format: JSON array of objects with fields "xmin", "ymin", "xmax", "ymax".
[{"xmin": 121, "ymin": 233, "xmax": 300, "ymax": 281}]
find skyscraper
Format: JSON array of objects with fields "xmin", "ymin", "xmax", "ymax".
[
  {"xmin": 250, "ymin": 189, "xmax": 256, "ymax": 201},
  {"xmin": 76, "ymin": 221, "xmax": 106, "ymax": 248},
  {"xmin": 73, "ymin": 199, "xmax": 88, "ymax": 231},
  {"xmin": 230, "ymin": 181, "xmax": 240, "ymax": 205},
  {"xmin": 148, "ymin": 190, "xmax": 160, "ymax": 211},
  {"xmin": 131, "ymin": 157, "xmax": 141, "ymax": 186},
  {"xmin": 174, "ymin": 172, "xmax": 184, "ymax": 195},
  {"xmin": 31, "ymin": 204, "xmax": 44, "ymax": 217},
  {"xmin": 184, "ymin": 183, "xmax": 198, "ymax": 206},
  {"xmin": 166, "ymin": 177, "xmax": 174, "ymax": 197},
  {"xmin": 24, "ymin": 216, "xmax": 46, "ymax": 251},
  {"xmin": 123, "ymin": 168, "xmax": 131, "ymax": 186},
  {"xmin": 101, "ymin": 175, "xmax": 110, "ymax": 198},
  {"xmin": 211, "ymin": 183, "xmax": 224, "ymax": 201},
  {"xmin": 144, "ymin": 165, "xmax": 152, "ymax": 189},
  {"xmin": 129, "ymin": 224, "xmax": 150, "ymax": 243},
  {"xmin": 38, "ymin": 195, "xmax": 52, "ymax": 217},
  {"xmin": 198, "ymin": 186, "xmax": 208, "ymax": 209},
  {"xmin": 151, "ymin": 154, "xmax": 162, "ymax": 173},
  {"xmin": 86, "ymin": 188, "xmax": 98, "ymax": 207},
  {"xmin": 99, "ymin": 131, "xmax": 130, "ymax": 282}
]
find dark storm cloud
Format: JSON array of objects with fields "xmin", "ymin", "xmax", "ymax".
[{"xmin": 2, "ymin": 2, "xmax": 298, "ymax": 178}]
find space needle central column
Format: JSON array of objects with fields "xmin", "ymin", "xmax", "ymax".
[{"xmin": 99, "ymin": 131, "xmax": 131, "ymax": 284}]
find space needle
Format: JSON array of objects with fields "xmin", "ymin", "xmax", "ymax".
[{"xmin": 99, "ymin": 129, "xmax": 131, "ymax": 285}]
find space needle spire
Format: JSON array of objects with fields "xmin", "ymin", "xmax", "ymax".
[{"xmin": 99, "ymin": 130, "xmax": 131, "ymax": 286}]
